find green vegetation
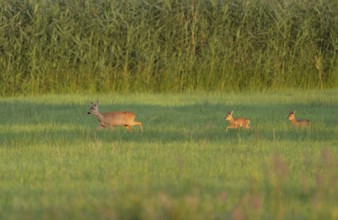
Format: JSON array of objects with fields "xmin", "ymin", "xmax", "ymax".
[
  {"xmin": 0, "ymin": 91, "xmax": 337, "ymax": 219},
  {"xmin": 1, "ymin": 0, "xmax": 337, "ymax": 95},
  {"xmin": 1, "ymin": 0, "xmax": 337, "ymax": 218}
]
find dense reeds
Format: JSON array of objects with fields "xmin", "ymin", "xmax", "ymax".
[{"xmin": 0, "ymin": 0, "xmax": 337, "ymax": 95}]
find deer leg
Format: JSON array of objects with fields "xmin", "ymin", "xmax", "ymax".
[
  {"xmin": 124, "ymin": 125, "xmax": 133, "ymax": 132},
  {"xmin": 96, "ymin": 124, "xmax": 105, "ymax": 131},
  {"xmin": 130, "ymin": 121, "xmax": 143, "ymax": 131},
  {"xmin": 135, "ymin": 121, "xmax": 143, "ymax": 131}
]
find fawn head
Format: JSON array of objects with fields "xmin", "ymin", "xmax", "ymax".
[
  {"xmin": 225, "ymin": 111, "xmax": 234, "ymax": 121},
  {"xmin": 287, "ymin": 110, "xmax": 296, "ymax": 120},
  {"xmin": 88, "ymin": 101, "xmax": 99, "ymax": 115}
]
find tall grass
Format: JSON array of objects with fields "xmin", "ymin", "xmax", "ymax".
[{"xmin": 0, "ymin": 0, "xmax": 337, "ymax": 95}]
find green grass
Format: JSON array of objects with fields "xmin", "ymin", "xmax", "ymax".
[
  {"xmin": 0, "ymin": 90, "xmax": 337, "ymax": 220},
  {"xmin": 1, "ymin": 0, "xmax": 337, "ymax": 95}
]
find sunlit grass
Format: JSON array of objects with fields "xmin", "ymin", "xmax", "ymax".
[{"xmin": 0, "ymin": 90, "xmax": 337, "ymax": 219}]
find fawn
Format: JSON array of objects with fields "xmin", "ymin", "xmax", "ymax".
[
  {"xmin": 287, "ymin": 111, "xmax": 310, "ymax": 127},
  {"xmin": 88, "ymin": 101, "xmax": 143, "ymax": 132},
  {"xmin": 224, "ymin": 111, "xmax": 250, "ymax": 131}
]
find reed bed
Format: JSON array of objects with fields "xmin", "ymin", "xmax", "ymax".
[{"xmin": 0, "ymin": 0, "xmax": 337, "ymax": 95}]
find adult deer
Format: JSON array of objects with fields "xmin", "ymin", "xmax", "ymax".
[{"xmin": 88, "ymin": 101, "xmax": 143, "ymax": 132}]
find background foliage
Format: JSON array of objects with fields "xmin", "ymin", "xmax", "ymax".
[{"xmin": 0, "ymin": 0, "xmax": 337, "ymax": 95}]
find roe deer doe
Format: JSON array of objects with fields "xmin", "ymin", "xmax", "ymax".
[
  {"xmin": 287, "ymin": 111, "xmax": 310, "ymax": 127},
  {"xmin": 88, "ymin": 102, "xmax": 143, "ymax": 132},
  {"xmin": 224, "ymin": 111, "xmax": 250, "ymax": 131}
]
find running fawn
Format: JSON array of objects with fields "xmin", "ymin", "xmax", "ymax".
[
  {"xmin": 88, "ymin": 101, "xmax": 143, "ymax": 132},
  {"xmin": 287, "ymin": 111, "xmax": 310, "ymax": 127},
  {"xmin": 224, "ymin": 111, "xmax": 250, "ymax": 131}
]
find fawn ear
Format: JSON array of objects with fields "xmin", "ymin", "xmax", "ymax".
[
  {"xmin": 231, "ymin": 111, "xmax": 233, "ymax": 115},
  {"xmin": 293, "ymin": 110, "xmax": 296, "ymax": 114}
]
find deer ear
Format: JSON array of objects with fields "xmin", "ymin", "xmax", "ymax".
[
  {"xmin": 231, "ymin": 111, "xmax": 233, "ymax": 115},
  {"xmin": 293, "ymin": 110, "xmax": 296, "ymax": 114}
]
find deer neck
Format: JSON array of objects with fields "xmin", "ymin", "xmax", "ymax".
[
  {"xmin": 228, "ymin": 118, "xmax": 236, "ymax": 124},
  {"xmin": 94, "ymin": 111, "xmax": 105, "ymax": 122},
  {"xmin": 290, "ymin": 118, "xmax": 299, "ymax": 126}
]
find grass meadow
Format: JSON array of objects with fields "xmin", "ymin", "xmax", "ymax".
[{"xmin": 0, "ymin": 90, "xmax": 337, "ymax": 220}]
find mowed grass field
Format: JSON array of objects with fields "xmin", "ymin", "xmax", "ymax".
[{"xmin": 0, "ymin": 90, "xmax": 337, "ymax": 220}]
